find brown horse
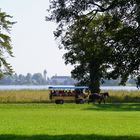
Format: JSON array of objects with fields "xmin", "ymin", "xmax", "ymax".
[
  {"xmin": 99, "ymin": 92, "xmax": 109, "ymax": 104},
  {"xmin": 88, "ymin": 92, "xmax": 109, "ymax": 104}
]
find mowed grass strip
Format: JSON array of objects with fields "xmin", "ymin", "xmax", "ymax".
[{"xmin": 0, "ymin": 103, "xmax": 140, "ymax": 140}]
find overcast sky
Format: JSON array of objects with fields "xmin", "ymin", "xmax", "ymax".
[{"xmin": 1, "ymin": 0, "xmax": 73, "ymax": 77}]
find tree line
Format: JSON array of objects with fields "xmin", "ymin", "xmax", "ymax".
[
  {"xmin": 0, "ymin": 73, "xmax": 136, "ymax": 86},
  {"xmin": 0, "ymin": 73, "xmax": 47, "ymax": 85}
]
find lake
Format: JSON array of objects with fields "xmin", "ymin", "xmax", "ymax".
[{"xmin": 0, "ymin": 85, "xmax": 139, "ymax": 91}]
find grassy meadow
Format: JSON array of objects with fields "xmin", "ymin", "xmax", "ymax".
[{"xmin": 0, "ymin": 103, "xmax": 140, "ymax": 140}]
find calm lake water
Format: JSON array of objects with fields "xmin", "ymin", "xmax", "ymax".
[{"xmin": 0, "ymin": 85, "xmax": 139, "ymax": 91}]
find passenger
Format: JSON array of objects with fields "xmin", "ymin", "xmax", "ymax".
[
  {"xmin": 68, "ymin": 90, "xmax": 72, "ymax": 96},
  {"xmin": 72, "ymin": 90, "xmax": 76, "ymax": 96},
  {"xmin": 61, "ymin": 90, "xmax": 65, "ymax": 96},
  {"xmin": 52, "ymin": 90, "xmax": 56, "ymax": 96},
  {"xmin": 58, "ymin": 90, "xmax": 60, "ymax": 95},
  {"xmin": 50, "ymin": 90, "xmax": 53, "ymax": 99},
  {"xmin": 64, "ymin": 91, "xmax": 68, "ymax": 96}
]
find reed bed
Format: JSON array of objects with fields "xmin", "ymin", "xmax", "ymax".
[
  {"xmin": 0, "ymin": 90, "xmax": 50, "ymax": 103},
  {"xmin": 0, "ymin": 90, "xmax": 140, "ymax": 103},
  {"xmin": 105, "ymin": 90, "xmax": 140, "ymax": 103}
]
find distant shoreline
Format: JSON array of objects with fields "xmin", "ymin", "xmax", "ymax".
[{"xmin": 0, "ymin": 85, "xmax": 139, "ymax": 91}]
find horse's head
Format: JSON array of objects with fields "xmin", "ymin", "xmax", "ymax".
[
  {"xmin": 104, "ymin": 92, "xmax": 109, "ymax": 97},
  {"xmin": 100, "ymin": 92, "xmax": 109, "ymax": 98},
  {"xmin": 106, "ymin": 92, "xmax": 109, "ymax": 97}
]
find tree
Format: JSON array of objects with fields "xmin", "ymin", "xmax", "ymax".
[
  {"xmin": 32, "ymin": 73, "xmax": 44, "ymax": 85},
  {"xmin": 0, "ymin": 9, "xmax": 15, "ymax": 78},
  {"xmin": 46, "ymin": 0, "xmax": 140, "ymax": 92},
  {"xmin": 25, "ymin": 73, "xmax": 32, "ymax": 85},
  {"xmin": 56, "ymin": 15, "xmax": 122, "ymax": 92}
]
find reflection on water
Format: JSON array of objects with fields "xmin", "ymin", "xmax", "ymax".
[{"xmin": 0, "ymin": 85, "xmax": 139, "ymax": 91}]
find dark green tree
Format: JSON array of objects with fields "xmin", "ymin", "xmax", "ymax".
[
  {"xmin": 46, "ymin": 0, "xmax": 140, "ymax": 92},
  {"xmin": 0, "ymin": 10, "xmax": 15, "ymax": 78},
  {"xmin": 56, "ymin": 15, "xmax": 122, "ymax": 92}
]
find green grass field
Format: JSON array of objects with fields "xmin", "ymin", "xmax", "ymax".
[{"xmin": 0, "ymin": 103, "xmax": 140, "ymax": 140}]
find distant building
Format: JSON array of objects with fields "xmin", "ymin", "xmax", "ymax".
[
  {"xmin": 49, "ymin": 76, "xmax": 77, "ymax": 85},
  {"xmin": 43, "ymin": 69, "xmax": 47, "ymax": 81}
]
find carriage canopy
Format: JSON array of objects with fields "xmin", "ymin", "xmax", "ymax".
[{"xmin": 48, "ymin": 86, "xmax": 88, "ymax": 90}]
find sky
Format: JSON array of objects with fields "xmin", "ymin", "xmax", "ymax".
[{"xmin": 0, "ymin": 0, "xmax": 73, "ymax": 77}]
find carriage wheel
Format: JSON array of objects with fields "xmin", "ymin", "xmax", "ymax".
[
  {"xmin": 55, "ymin": 99, "xmax": 64, "ymax": 104},
  {"xmin": 75, "ymin": 99, "xmax": 84, "ymax": 104}
]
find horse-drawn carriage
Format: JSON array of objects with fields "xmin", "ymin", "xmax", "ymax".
[
  {"xmin": 49, "ymin": 86, "xmax": 109, "ymax": 104},
  {"xmin": 48, "ymin": 86, "xmax": 89, "ymax": 104}
]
